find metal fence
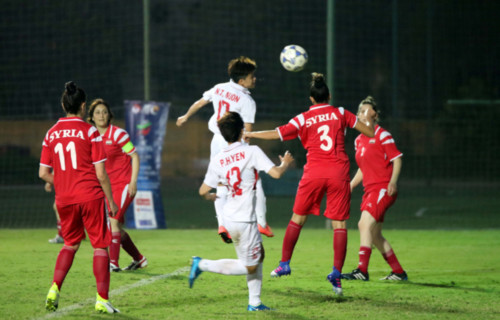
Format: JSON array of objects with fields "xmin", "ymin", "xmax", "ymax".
[{"xmin": 0, "ymin": 0, "xmax": 499, "ymax": 228}]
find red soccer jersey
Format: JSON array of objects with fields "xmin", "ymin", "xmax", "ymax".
[
  {"xmin": 354, "ymin": 125, "xmax": 403, "ymax": 192},
  {"xmin": 40, "ymin": 117, "xmax": 106, "ymax": 206},
  {"xmin": 277, "ymin": 104, "xmax": 358, "ymax": 180},
  {"xmin": 101, "ymin": 124, "xmax": 135, "ymax": 185}
]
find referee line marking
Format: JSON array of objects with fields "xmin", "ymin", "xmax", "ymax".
[{"xmin": 35, "ymin": 266, "xmax": 189, "ymax": 319}]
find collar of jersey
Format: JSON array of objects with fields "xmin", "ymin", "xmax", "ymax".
[
  {"xmin": 229, "ymin": 79, "xmax": 250, "ymax": 95},
  {"xmin": 58, "ymin": 116, "xmax": 84, "ymax": 122},
  {"xmin": 104, "ymin": 124, "xmax": 113, "ymax": 138},
  {"xmin": 224, "ymin": 141, "xmax": 243, "ymax": 152},
  {"xmin": 309, "ymin": 103, "xmax": 331, "ymax": 110}
]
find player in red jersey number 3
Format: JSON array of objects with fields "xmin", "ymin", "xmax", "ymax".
[
  {"xmin": 245, "ymin": 73, "xmax": 374, "ymax": 296},
  {"xmin": 39, "ymin": 82, "xmax": 119, "ymax": 313}
]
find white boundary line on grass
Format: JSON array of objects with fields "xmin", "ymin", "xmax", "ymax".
[{"xmin": 35, "ymin": 266, "xmax": 190, "ymax": 320}]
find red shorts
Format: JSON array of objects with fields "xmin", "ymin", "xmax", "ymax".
[
  {"xmin": 360, "ymin": 188, "xmax": 397, "ymax": 222},
  {"xmin": 109, "ymin": 183, "xmax": 135, "ymax": 223},
  {"xmin": 57, "ymin": 197, "xmax": 111, "ymax": 248},
  {"xmin": 293, "ymin": 178, "xmax": 350, "ymax": 221}
]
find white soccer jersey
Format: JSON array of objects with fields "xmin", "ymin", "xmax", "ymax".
[
  {"xmin": 203, "ymin": 142, "xmax": 274, "ymax": 222},
  {"xmin": 203, "ymin": 80, "xmax": 256, "ymax": 135}
]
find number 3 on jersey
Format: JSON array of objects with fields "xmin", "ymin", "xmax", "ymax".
[
  {"xmin": 317, "ymin": 124, "xmax": 333, "ymax": 151},
  {"xmin": 226, "ymin": 167, "xmax": 242, "ymax": 197},
  {"xmin": 54, "ymin": 142, "xmax": 77, "ymax": 171}
]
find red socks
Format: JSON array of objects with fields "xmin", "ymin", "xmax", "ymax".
[
  {"xmin": 52, "ymin": 246, "xmax": 110, "ymax": 300},
  {"xmin": 383, "ymin": 249, "xmax": 404, "ymax": 273},
  {"xmin": 109, "ymin": 232, "xmax": 121, "ymax": 266},
  {"xmin": 333, "ymin": 229, "xmax": 347, "ymax": 272},
  {"xmin": 93, "ymin": 249, "xmax": 110, "ymax": 300},
  {"xmin": 121, "ymin": 232, "xmax": 142, "ymax": 261},
  {"xmin": 281, "ymin": 221, "xmax": 303, "ymax": 262},
  {"xmin": 357, "ymin": 246, "xmax": 372, "ymax": 273},
  {"xmin": 53, "ymin": 246, "xmax": 76, "ymax": 288}
]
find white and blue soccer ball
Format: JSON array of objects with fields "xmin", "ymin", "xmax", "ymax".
[{"xmin": 280, "ymin": 45, "xmax": 308, "ymax": 72}]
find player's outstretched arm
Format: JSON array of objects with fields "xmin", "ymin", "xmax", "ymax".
[
  {"xmin": 354, "ymin": 120, "xmax": 375, "ymax": 137},
  {"xmin": 267, "ymin": 151, "xmax": 294, "ymax": 179},
  {"xmin": 350, "ymin": 168, "xmax": 363, "ymax": 192},
  {"xmin": 244, "ymin": 129, "xmax": 280, "ymax": 140},
  {"xmin": 176, "ymin": 98, "xmax": 210, "ymax": 127},
  {"xmin": 199, "ymin": 183, "xmax": 217, "ymax": 201}
]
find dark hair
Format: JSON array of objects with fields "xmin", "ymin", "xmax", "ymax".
[
  {"xmin": 228, "ymin": 56, "xmax": 257, "ymax": 83},
  {"xmin": 358, "ymin": 95, "xmax": 380, "ymax": 121},
  {"xmin": 310, "ymin": 73, "xmax": 330, "ymax": 103},
  {"xmin": 217, "ymin": 111, "xmax": 244, "ymax": 143},
  {"xmin": 61, "ymin": 81, "xmax": 86, "ymax": 114},
  {"xmin": 87, "ymin": 98, "xmax": 114, "ymax": 126}
]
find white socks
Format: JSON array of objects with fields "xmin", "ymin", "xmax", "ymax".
[
  {"xmin": 247, "ymin": 263, "xmax": 263, "ymax": 306},
  {"xmin": 199, "ymin": 259, "xmax": 248, "ymax": 275},
  {"xmin": 255, "ymin": 178, "xmax": 267, "ymax": 227},
  {"xmin": 199, "ymin": 259, "xmax": 263, "ymax": 306},
  {"xmin": 214, "ymin": 186, "xmax": 228, "ymax": 228}
]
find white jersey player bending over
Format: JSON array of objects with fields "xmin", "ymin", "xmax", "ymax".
[
  {"xmin": 176, "ymin": 56, "xmax": 274, "ymax": 242},
  {"xmin": 189, "ymin": 112, "xmax": 293, "ymax": 311}
]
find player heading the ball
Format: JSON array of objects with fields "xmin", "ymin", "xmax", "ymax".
[{"xmin": 177, "ymin": 56, "xmax": 275, "ymax": 242}]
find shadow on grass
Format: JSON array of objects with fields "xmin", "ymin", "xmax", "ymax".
[
  {"xmin": 268, "ymin": 287, "xmax": 352, "ymax": 304},
  {"xmin": 405, "ymin": 280, "xmax": 489, "ymax": 293}
]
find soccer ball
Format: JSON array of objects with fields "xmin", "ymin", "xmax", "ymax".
[{"xmin": 280, "ymin": 45, "xmax": 308, "ymax": 72}]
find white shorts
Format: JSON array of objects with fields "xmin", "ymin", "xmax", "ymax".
[
  {"xmin": 225, "ymin": 220, "xmax": 262, "ymax": 266},
  {"xmin": 210, "ymin": 134, "xmax": 228, "ymax": 160}
]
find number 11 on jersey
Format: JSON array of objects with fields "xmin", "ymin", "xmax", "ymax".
[{"xmin": 54, "ymin": 141, "xmax": 77, "ymax": 170}]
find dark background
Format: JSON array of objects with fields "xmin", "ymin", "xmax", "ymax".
[{"xmin": 0, "ymin": 0, "xmax": 498, "ymax": 228}]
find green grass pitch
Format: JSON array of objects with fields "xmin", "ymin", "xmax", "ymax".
[{"xmin": 1, "ymin": 228, "xmax": 499, "ymax": 319}]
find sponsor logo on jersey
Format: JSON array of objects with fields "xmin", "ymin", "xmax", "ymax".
[{"xmin": 369, "ymin": 139, "xmax": 376, "ymax": 144}]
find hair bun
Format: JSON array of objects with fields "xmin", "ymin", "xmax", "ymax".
[
  {"xmin": 65, "ymin": 81, "xmax": 77, "ymax": 95},
  {"xmin": 311, "ymin": 72, "xmax": 326, "ymax": 87}
]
